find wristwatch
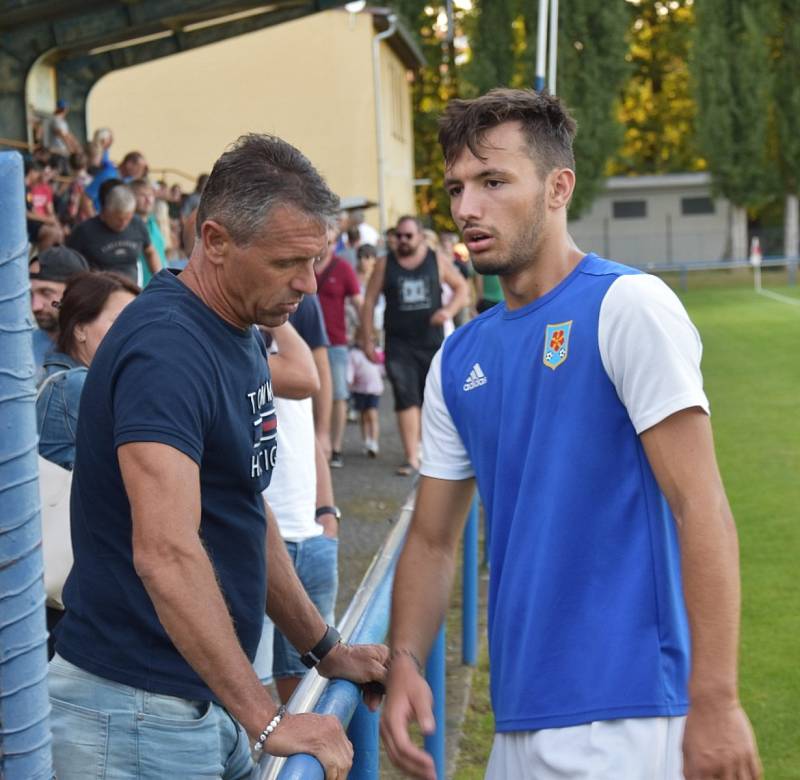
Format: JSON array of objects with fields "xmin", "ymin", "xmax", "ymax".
[
  {"xmin": 300, "ymin": 624, "xmax": 341, "ymax": 669},
  {"xmin": 315, "ymin": 505, "xmax": 342, "ymax": 523}
]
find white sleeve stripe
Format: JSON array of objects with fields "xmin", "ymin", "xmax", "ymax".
[
  {"xmin": 633, "ymin": 394, "xmax": 710, "ymax": 435},
  {"xmin": 420, "ymin": 347, "xmax": 475, "ymax": 479},
  {"xmin": 599, "ymin": 274, "xmax": 710, "ymax": 433}
]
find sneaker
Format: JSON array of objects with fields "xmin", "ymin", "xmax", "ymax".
[
  {"xmin": 365, "ymin": 438, "xmax": 379, "ymax": 458},
  {"xmin": 330, "ymin": 451, "xmax": 344, "ymax": 468}
]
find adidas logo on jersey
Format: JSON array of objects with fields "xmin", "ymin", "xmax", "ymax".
[{"xmin": 463, "ymin": 363, "xmax": 487, "ymax": 391}]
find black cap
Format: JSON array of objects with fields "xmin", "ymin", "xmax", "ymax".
[{"xmin": 30, "ymin": 246, "xmax": 89, "ymax": 282}]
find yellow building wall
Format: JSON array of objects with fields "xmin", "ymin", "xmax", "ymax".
[{"xmin": 87, "ymin": 9, "xmax": 417, "ymax": 232}]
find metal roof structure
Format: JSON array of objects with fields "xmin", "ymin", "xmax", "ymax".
[{"xmin": 0, "ymin": 0, "xmax": 352, "ymax": 142}]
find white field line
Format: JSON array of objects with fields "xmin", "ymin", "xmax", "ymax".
[{"xmin": 756, "ymin": 288, "xmax": 800, "ymax": 307}]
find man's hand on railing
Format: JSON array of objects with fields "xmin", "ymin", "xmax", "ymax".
[
  {"xmin": 380, "ymin": 654, "xmax": 437, "ymax": 780},
  {"xmin": 317, "ymin": 641, "xmax": 390, "ymax": 711},
  {"xmin": 266, "ymin": 711, "xmax": 354, "ymax": 779}
]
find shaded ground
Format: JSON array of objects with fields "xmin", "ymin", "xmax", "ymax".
[{"xmin": 331, "ymin": 388, "xmax": 416, "ymax": 616}]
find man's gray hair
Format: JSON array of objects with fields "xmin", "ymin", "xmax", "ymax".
[
  {"xmin": 104, "ymin": 185, "xmax": 136, "ymax": 214},
  {"xmin": 196, "ymin": 134, "xmax": 340, "ymax": 245}
]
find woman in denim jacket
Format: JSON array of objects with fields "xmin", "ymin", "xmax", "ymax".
[{"xmin": 37, "ymin": 271, "xmax": 139, "ymax": 469}]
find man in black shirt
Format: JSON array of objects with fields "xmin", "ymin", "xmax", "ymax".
[
  {"xmin": 67, "ymin": 184, "xmax": 160, "ymax": 283},
  {"xmin": 361, "ymin": 215, "xmax": 467, "ymax": 475}
]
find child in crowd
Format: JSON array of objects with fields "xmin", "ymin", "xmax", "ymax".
[{"xmin": 348, "ymin": 328, "xmax": 384, "ymax": 457}]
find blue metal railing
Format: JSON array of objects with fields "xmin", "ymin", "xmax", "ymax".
[
  {"xmin": 254, "ymin": 490, "xmax": 482, "ymax": 780},
  {"xmin": 0, "ymin": 151, "xmax": 53, "ymax": 778}
]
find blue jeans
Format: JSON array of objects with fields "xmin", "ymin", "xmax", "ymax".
[
  {"xmin": 254, "ymin": 534, "xmax": 338, "ymax": 681},
  {"xmin": 48, "ymin": 654, "xmax": 253, "ymax": 779},
  {"xmin": 327, "ymin": 345, "xmax": 349, "ymax": 401}
]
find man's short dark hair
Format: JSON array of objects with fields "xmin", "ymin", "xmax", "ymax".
[
  {"xmin": 395, "ymin": 215, "xmax": 422, "ymax": 231},
  {"xmin": 438, "ymin": 88, "xmax": 577, "ymax": 175},
  {"xmin": 196, "ymin": 134, "xmax": 339, "ymax": 245}
]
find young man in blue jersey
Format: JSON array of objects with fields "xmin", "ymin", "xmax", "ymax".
[{"xmin": 381, "ymin": 89, "xmax": 762, "ymax": 780}]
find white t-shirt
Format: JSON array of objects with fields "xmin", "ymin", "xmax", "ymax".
[{"xmin": 262, "ymin": 393, "xmax": 320, "ymax": 542}]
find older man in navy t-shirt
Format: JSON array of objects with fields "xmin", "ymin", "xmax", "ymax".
[{"xmin": 49, "ymin": 135, "xmax": 388, "ymax": 780}]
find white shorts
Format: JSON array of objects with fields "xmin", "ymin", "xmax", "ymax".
[{"xmin": 485, "ymin": 717, "xmax": 685, "ymax": 780}]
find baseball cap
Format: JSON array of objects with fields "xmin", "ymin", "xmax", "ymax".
[
  {"xmin": 30, "ymin": 246, "xmax": 89, "ymax": 282},
  {"xmin": 56, "ymin": 99, "xmax": 68, "ymax": 111}
]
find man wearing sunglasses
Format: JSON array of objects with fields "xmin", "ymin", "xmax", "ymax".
[{"xmin": 360, "ymin": 215, "xmax": 467, "ymax": 476}]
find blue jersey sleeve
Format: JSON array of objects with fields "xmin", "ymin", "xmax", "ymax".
[{"xmin": 111, "ymin": 323, "xmax": 216, "ymax": 464}]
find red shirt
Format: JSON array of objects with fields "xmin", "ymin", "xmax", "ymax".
[
  {"xmin": 30, "ymin": 183, "xmax": 54, "ymax": 216},
  {"xmin": 315, "ymin": 257, "xmax": 360, "ymax": 346}
]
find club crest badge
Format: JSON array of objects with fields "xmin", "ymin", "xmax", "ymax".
[{"xmin": 543, "ymin": 321, "xmax": 573, "ymax": 370}]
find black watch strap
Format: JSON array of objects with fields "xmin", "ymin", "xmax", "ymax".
[
  {"xmin": 315, "ymin": 505, "xmax": 341, "ymax": 522},
  {"xmin": 300, "ymin": 624, "xmax": 341, "ymax": 669}
]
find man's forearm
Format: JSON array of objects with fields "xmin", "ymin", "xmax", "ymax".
[
  {"xmin": 265, "ymin": 503, "xmax": 327, "ymax": 650},
  {"xmin": 678, "ymin": 501, "xmax": 742, "ymax": 704},
  {"xmin": 390, "ymin": 530, "xmax": 457, "ymax": 662},
  {"xmin": 136, "ymin": 541, "xmax": 275, "ymax": 737},
  {"xmin": 312, "ymin": 347, "xmax": 332, "ymax": 451}
]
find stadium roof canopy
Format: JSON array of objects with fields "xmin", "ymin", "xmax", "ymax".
[{"xmin": 0, "ymin": 0, "xmax": 353, "ymax": 142}]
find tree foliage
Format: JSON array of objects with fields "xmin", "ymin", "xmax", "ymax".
[
  {"xmin": 771, "ymin": 0, "xmax": 800, "ymax": 194},
  {"xmin": 611, "ymin": 0, "xmax": 703, "ymax": 175},
  {"xmin": 692, "ymin": 0, "xmax": 774, "ymax": 207},
  {"xmin": 391, "ymin": 0, "xmax": 462, "ymax": 231},
  {"xmin": 547, "ymin": 0, "xmax": 630, "ymax": 215}
]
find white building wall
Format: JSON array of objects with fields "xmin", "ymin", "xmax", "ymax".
[{"xmin": 568, "ymin": 174, "xmax": 730, "ymax": 266}]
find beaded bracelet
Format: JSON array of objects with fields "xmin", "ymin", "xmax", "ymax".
[{"xmin": 252, "ymin": 705, "xmax": 287, "ymax": 754}]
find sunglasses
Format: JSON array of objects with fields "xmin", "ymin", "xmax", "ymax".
[{"xmin": 396, "ymin": 232, "xmax": 415, "ymax": 240}]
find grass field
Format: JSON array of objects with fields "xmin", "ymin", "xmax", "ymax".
[{"xmin": 454, "ymin": 282, "xmax": 800, "ymax": 778}]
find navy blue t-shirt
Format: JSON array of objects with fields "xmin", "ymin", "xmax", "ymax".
[
  {"xmin": 289, "ymin": 293, "xmax": 329, "ymax": 349},
  {"xmin": 56, "ymin": 270, "xmax": 276, "ymax": 701}
]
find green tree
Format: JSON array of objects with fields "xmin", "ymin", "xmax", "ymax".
[
  {"xmin": 392, "ymin": 0, "xmax": 464, "ymax": 231},
  {"xmin": 611, "ymin": 0, "xmax": 703, "ymax": 175},
  {"xmin": 692, "ymin": 0, "xmax": 774, "ymax": 258},
  {"xmin": 771, "ymin": 0, "xmax": 800, "ymax": 257},
  {"xmin": 544, "ymin": 0, "xmax": 631, "ymax": 215},
  {"xmin": 461, "ymin": 0, "xmax": 515, "ymax": 96}
]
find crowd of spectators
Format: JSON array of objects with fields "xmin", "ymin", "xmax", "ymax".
[
  {"xmin": 25, "ymin": 110, "xmax": 206, "ymax": 288},
  {"xmin": 25, "ymin": 113, "xmax": 483, "ymax": 703}
]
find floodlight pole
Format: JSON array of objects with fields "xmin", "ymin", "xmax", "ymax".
[
  {"xmin": 548, "ymin": 0, "xmax": 559, "ymax": 94},
  {"xmin": 534, "ymin": 0, "xmax": 549, "ymax": 91}
]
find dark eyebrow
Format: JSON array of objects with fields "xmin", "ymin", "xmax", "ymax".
[{"xmin": 444, "ymin": 168, "xmax": 514, "ymax": 188}]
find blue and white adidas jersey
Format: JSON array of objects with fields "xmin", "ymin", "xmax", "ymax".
[{"xmin": 420, "ymin": 253, "xmax": 709, "ymax": 733}]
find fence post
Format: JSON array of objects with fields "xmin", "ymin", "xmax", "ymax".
[
  {"xmin": 424, "ymin": 625, "xmax": 446, "ymax": 779},
  {"xmin": 0, "ymin": 150, "xmax": 53, "ymax": 779},
  {"xmin": 347, "ymin": 700, "xmax": 379, "ymax": 780},
  {"xmin": 462, "ymin": 495, "xmax": 479, "ymax": 666}
]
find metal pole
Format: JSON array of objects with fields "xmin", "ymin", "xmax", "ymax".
[
  {"xmin": 372, "ymin": 14, "xmax": 397, "ymax": 237},
  {"xmin": 0, "ymin": 151, "xmax": 53, "ymax": 779},
  {"xmin": 424, "ymin": 626, "xmax": 446, "ymax": 779},
  {"xmin": 462, "ymin": 495, "xmax": 479, "ymax": 666},
  {"xmin": 347, "ymin": 701, "xmax": 380, "ymax": 780},
  {"xmin": 534, "ymin": 0, "xmax": 549, "ymax": 92},
  {"xmin": 547, "ymin": 0, "xmax": 559, "ymax": 94}
]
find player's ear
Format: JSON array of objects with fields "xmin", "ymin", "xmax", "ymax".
[{"xmin": 549, "ymin": 168, "xmax": 575, "ymax": 210}]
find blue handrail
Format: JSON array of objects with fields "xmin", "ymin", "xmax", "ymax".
[{"xmin": 254, "ymin": 487, "xmax": 482, "ymax": 780}]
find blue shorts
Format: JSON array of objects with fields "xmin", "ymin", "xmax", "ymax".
[
  {"xmin": 328, "ymin": 345, "xmax": 349, "ymax": 401},
  {"xmin": 255, "ymin": 534, "xmax": 339, "ymax": 681},
  {"xmin": 48, "ymin": 654, "xmax": 253, "ymax": 780},
  {"xmin": 352, "ymin": 392, "xmax": 380, "ymax": 411}
]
